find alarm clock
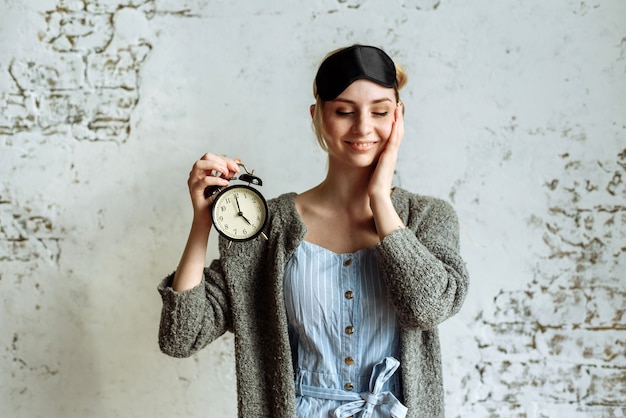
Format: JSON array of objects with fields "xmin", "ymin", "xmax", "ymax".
[{"xmin": 204, "ymin": 162, "xmax": 269, "ymax": 243}]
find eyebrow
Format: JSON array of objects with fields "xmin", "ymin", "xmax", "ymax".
[{"xmin": 332, "ymin": 98, "xmax": 394, "ymax": 105}]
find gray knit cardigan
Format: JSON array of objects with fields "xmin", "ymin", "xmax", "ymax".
[{"xmin": 158, "ymin": 188, "xmax": 469, "ymax": 418}]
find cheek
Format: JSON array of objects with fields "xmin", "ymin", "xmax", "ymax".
[
  {"xmin": 322, "ymin": 118, "xmax": 346, "ymax": 138},
  {"xmin": 377, "ymin": 120, "xmax": 394, "ymax": 139}
]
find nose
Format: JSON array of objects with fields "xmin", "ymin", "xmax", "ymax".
[{"xmin": 351, "ymin": 113, "xmax": 373, "ymax": 135}]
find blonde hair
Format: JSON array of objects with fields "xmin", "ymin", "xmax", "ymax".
[{"xmin": 311, "ymin": 47, "xmax": 408, "ymax": 152}]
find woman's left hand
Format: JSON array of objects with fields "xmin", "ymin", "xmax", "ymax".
[{"xmin": 369, "ymin": 101, "xmax": 404, "ymax": 200}]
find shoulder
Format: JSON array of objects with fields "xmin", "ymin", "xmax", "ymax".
[
  {"xmin": 267, "ymin": 192, "xmax": 297, "ymax": 209},
  {"xmin": 266, "ymin": 191, "xmax": 306, "ymax": 243},
  {"xmin": 267, "ymin": 192, "xmax": 299, "ymax": 222}
]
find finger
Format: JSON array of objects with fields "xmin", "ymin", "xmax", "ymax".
[
  {"xmin": 375, "ymin": 104, "xmax": 404, "ymax": 172},
  {"xmin": 189, "ymin": 156, "xmax": 229, "ymax": 193},
  {"xmin": 193, "ymin": 154, "xmax": 241, "ymax": 180},
  {"xmin": 198, "ymin": 176, "xmax": 229, "ymax": 201},
  {"xmin": 225, "ymin": 157, "xmax": 241, "ymax": 179},
  {"xmin": 188, "ymin": 174, "xmax": 229, "ymax": 199},
  {"xmin": 197, "ymin": 153, "xmax": 230, "ymax": 176},
  {"xmin": 188, "ymin": 153, "xmax": 244, "ymax": 202},
  {"xmin": 222, "ymin": 156, "xmax": 241, "ymax": 177},
  {"xmin": 389, "ymin": 102, "xmax": 404, "ymax": 148}
]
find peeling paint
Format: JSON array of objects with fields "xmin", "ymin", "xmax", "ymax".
[
  {"xmin": 0, "ymin": 2, "xmax": 155, "ymax": 143},
  {"xmin": 454, "ymin": 148, "xmax": 626, "ymax": 415}
]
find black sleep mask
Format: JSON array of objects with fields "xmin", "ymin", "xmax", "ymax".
[{"xmin": 315, "ymin": 45, "xmax": 397, "ymax": 101}]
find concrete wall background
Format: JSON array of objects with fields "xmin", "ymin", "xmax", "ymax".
[{"xmin": 1, "ymin": 0, "xmax": 624, "ymax": 417}]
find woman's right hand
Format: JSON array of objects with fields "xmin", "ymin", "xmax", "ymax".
[{"xmin": 187, "ymin": 153, "xmax": 241, "ymax": 225}]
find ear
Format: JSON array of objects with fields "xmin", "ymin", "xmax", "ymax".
[{"xmin": 310, "ymin": 104, "xmax": 315, "ymax": 119}]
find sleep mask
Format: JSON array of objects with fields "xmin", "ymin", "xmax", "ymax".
[{"xmin": 315, "ymin": 45, "xmax": 397, "ymax": 101}]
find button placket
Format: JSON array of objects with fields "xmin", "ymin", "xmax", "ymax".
[{"xmin": 341, "ymin": 253, "xmax": 357, "ymax": 391}]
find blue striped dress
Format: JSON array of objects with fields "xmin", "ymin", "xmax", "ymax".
[{"xmin": 284, "ymin": 240, "xmax": 407, "ymax": 417}]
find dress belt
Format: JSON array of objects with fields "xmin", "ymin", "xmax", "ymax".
[{"xmin": 295, "ymin": 357, "xmax": 408, "ymax": 418}]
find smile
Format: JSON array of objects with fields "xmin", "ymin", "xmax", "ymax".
[{"xmin": 346, "ymin": 141, "xmax": 378, "ymax": 150}]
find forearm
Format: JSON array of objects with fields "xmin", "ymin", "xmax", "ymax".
[
  {"xmin": 376, "ymin": 200, "xmax": 469, "ymax": 329},
  {"xmin": 370, "ymin": 192, "xmax": 405, "ymax": 240},
  {"xmin": 172, "ymin": 219, "xmax": 211, "ymax": 291},
  {"xmin": 158, "ymin": 261, "xmax": 231, "ymax": 357}
]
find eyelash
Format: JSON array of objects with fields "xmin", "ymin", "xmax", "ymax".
[{"xmin": 335, "ymin": 111, "xmax": 389, "ymax": 117}]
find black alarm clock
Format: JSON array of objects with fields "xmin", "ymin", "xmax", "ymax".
[{"xmin": 204, "ymin": 162, "xmax": 269, "ymax": 243}]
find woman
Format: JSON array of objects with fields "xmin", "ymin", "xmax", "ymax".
[{"xmin": 158, "ymin": 45, "xmax": 469, "ymax": 418}]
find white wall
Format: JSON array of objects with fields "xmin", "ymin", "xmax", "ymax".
[{"xmin": 1, "ymin": 1, "xmax": 624, "ymax": 417}]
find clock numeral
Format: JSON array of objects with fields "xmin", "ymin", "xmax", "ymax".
[
  {"xmin": 220, "ymin": 206, "xmax": 226, "ymax": 212},
  {"xmin": 243, "ymin": 229, "xmax": 247, "ymax": 235}
]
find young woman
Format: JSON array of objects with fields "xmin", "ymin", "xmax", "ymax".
[{"xmin": 158, "ymin": 45, "xmax": 469, "ymax": 418}]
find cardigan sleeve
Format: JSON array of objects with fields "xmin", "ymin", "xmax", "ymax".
[
  {"xmin": 157, "ymin": 259, "xmax": 233, "ymax": 358},
  {"xmin": 376, "ymin": 197, "xmax": 469, "ymax": 330}
]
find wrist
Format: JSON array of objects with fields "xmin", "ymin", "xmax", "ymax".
[
  {"xmin": 186, "ymin": 217, "xmax": 212, "ymax": 246},
  {"xmin": 191, "ymin": 211, "xmax": 213, "ymax": 230},
  {"xmin": 370, "ymin": 197, "xmax": 404, "ymax": 239},
  {"xmin": 369, "ymin": 191, "xmax": 394, "ymax": 212}
]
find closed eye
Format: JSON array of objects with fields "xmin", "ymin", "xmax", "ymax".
[{"xmin": 373, "ymin": 112, "xmax": 388, "ymax": 117}]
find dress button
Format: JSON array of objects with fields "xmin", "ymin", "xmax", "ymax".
[
  {"xmin": 345, "ymin": 357, "xmax": 355, "ymax": 365},
  {"xmin": 344, "ymin": 382, "xmax": 354, "ymax": 391},
  {"xmin": 343, "ymin": 258, "xmax": 352, "ymax": 266},
  {"xmin": 344, "ymin": 290, "xmax": 354, "ymax": 300},
  {"xmin": 345, "ymin": 325, "xmax": 354, "ymax": 335}
]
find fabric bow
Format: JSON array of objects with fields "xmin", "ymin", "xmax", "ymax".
[{"xmin": 332, "ymin": 357, "xmax": 408, "ymax": 418}]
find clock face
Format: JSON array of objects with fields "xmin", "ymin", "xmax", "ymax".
[{"xmin": 211, "ymin": 185, "xmax": 268, "ymax": 242}]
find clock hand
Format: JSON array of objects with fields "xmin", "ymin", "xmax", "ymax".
[{"xmin": 234, "ymin": 195, "xmax": 253, "ymax": 225}]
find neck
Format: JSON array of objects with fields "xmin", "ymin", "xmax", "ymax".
[{"xmin": 315, "ymin": 163, "xmax": 374, "ymax": 213}]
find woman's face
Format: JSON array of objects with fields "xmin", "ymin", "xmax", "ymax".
[{"xmin": 320, "ymin": 79, "xmax": 397, "ymax": 168}]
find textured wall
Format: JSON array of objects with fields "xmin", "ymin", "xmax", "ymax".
[{"xmin": 1, "ymin": 1, "xmax": 624, "ymax": 417}]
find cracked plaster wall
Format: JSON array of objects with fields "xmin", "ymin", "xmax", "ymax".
[{"xmin": 1, "ymin": 0, "xmax": 624, "ymax": 417}]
